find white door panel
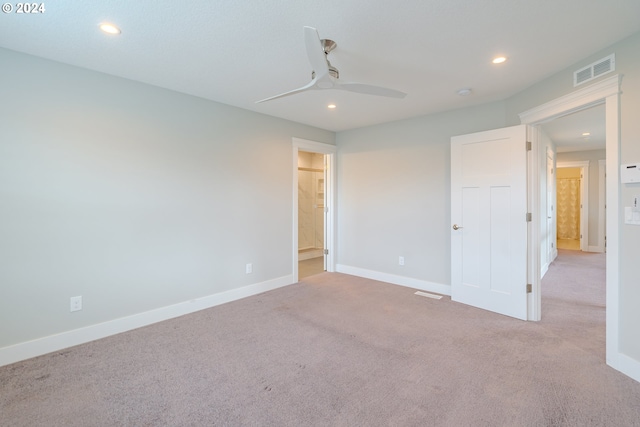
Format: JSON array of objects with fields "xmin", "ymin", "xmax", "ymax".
[{"xmin": 451, "ymin": 125, "xmax": 528, "ymax": 320}]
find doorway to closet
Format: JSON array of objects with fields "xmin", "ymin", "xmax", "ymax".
[
  {"xmin": 292, "ymin": 138, "xmax": 336, "ymax": 283},
  {"xmin": 297, "ymin": 150, "xmax": 326, "ymax": 279}
]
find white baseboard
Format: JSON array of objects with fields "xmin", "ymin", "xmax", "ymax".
[
  {"xmin": 0, "ymin": 275, "xmax": 293, "ymax": 368},
  {"xmin": 541, "ymin": 263, "xmax": 549, "ymax": 278},
  {"xmin": 617, "ymin": 352, "xmax": 640, "ymax": 384},
  {"xmin": 336, "ymin": 264, "xmax": 451, "ymax": 296},
  {"xmin": 587, "ymin": 245, "xmax": 605, "ymax": 253}
]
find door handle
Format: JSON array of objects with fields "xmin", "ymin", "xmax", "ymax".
[{"xmin": 452, "ymin": 224, "xmax": 463, "ymax": 230}]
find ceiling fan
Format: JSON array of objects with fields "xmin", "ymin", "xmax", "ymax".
[{"xmin": 256, "ymin": 26, "xmax": 407, "ymax": 103}]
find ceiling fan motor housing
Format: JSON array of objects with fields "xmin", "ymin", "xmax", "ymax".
[{"xmin": 312, "ymin": 64, "xmax": 339, "ymax": 80}]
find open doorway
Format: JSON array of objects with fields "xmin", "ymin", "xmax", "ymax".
[
  {"xmin": 297, "ymin": 150, "xmax": 326, "ymax": 279},
  {"xmin": 538, "ymin": 104, "xmax": 606, "ymax": 264},
  {"xmin": 556, "ymin": 168, "xmax": 584, "ymax": 251},
  {"xmin": 292, "ymin": 138, "xmax": 336, "ymax": 283},
  {"xmin": 521, "ymin": 73, "xmax": 622, "ymax": 375},
  {"xmin": 539, "ymin": 107, "xmax": 606, "ymax": 252},
  {"xmin": 556, "ymin": 166, "xmax": 583, "ymax": 250},
  {"xmin": 537, "ymin": 104, "xmax": 607, "ymax": 359},
  {"xmin": 555, "ymin": 163, "xmax": 589, "ymax": 252}
]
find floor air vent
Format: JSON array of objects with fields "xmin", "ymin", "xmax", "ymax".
[
  {"xmin": 574, "ymin": 54, "xmax": 615, "ymax": 86},
  {"xmin": 414, "ymin": 291, "xmax": 443, "ymax": 300}
]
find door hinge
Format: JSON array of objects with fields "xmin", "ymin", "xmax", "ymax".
[
  {"xmin": 526, "ymin": 212, "xmax": 532, "ymax": 222},
  {"xmin": 526, "ymin": 284, "xmax": 532, "ymax": 293},
  {"xmin": 526, "ymin": 141, "xmax": 532, "ymax": 151},
  {"xmin": 324, "ymin": 249, "xmax": 329, "ymax": 255}
]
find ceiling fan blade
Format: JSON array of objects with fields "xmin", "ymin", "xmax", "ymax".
[
  {"xmin": 256, "ymin": 27, "xmax": 406, "ymax": 104},
  {"xmin": 338, "ymin": 82, "xmax": 407, "ymax": 99},
  {"xmin": 255, "ymin": 79, "xmax": 317, "ymax": 103},
  {"xmin": 304, "ymin": 26, "xmax": 330, "ymax": 79}
]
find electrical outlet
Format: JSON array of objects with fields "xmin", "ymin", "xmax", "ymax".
[
  {"xmin": 70, "ymin": 296, "xmax": 82, "ymax": 312},
  {"xmin": 399, "ymin": 256, "xmax": 405, "ymax": 266},
  {"xmin": 246, "ymin": 263, "xmax": 253, "ymax": 274}
]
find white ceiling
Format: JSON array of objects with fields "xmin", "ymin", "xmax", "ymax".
[
  {"xmin": 540, "ymin": 104, "xmax": 606, "ymax": 153},
  {"xmin": 1, "ymin": 0, "xmax": 639, "ymax": 132}
]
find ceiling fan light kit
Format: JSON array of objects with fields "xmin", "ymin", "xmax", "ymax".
[{"xmin": 256, "ymin": 26, "xmax": 407, "ymax": 103}]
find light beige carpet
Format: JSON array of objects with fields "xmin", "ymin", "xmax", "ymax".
[{"xmin": 2, "ymin": 250, "xmax": 639, "ymax": 426}]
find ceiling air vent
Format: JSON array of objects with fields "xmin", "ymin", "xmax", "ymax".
[{"xmin": 574, "ymin": 54, "xmax": 615, "ymax": 87}]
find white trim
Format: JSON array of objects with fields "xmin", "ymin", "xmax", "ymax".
[
  {"xmin": 292, "ymin": 138, "xmax": 337, "ymax": 154},
  {"xmin": 519, "ymin": 74, "xmax": 620, "ymax": 124},
  {"xmin": 527, "ymin": 125, "xmax": 541, "ymax": 321},
  {"xmin": 604, "ymin": 90, "xmax": 621, "ymax": 370},
  {"xmin": 557, "ymin": 161, "xmax": 589, "ymax": 252},
  {"xmin": 292, "ymin": 138, "xmax": 337, "ymax": 283},
  {"xmin": 598, "ymin": 159, "xmax": 606, "ymax": 253},
  {"xmin": 0, "ymin": 275, "xmax": 293, "ymax": 368},
  {"xmin": 540, "ymin": 263, "xmax": 549, "ymax": 278},
  {"xmin": 541, "ymin": 145, "xmax": 556, "ymax": 279},
  {"xmin": 519, "ymin": 74, "xmax": 621, "ymax": 374},
  {"xmin": 336, "ymin": 264, "xmax": 451, "ymax": 296},
  {"xmin": 618, "ymin": 353, "xmax": 640, "ymax": 384}
]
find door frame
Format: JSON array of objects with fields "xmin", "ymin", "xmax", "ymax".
[
  {"xmin": 292, "ymin": 138, "xmax": 337, "ymax": 282},
  {"xmin": 519, "ymin": 74, "xmax": 620, "ymax": 370},
  {"xmin": 542, "ymin": 146, "xmax": 556, "ymax": 276},
  {"xmin": 556, "ymin": 161, "xmax": 590, "ymax": 252},
  {"xmin": 598, "ymin": 159, "xmax": 606, "ymax": 253}
]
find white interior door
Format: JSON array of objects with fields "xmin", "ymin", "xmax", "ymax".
[{"xmin": 451, "ymin": 125, "xmax": 528, "ymax": 320}]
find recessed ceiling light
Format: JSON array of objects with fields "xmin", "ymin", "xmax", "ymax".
[
  {"xmin": 492, "ymin": 56, "xmax": 507, "ymax": 64},
  {"xmin": 327, "ymin": 104, "xmax": 336, "ymax": 109},
  {"xmin": 582, "ymin": 132, "xmax": 591, "ymax": 136},
  {"xmin": 457, "ymin": 88, "xmax": 472, "ymax": 96},
  {"xmin": 99, "ymin": 23, "xmax": 121, "ymax": 35}
]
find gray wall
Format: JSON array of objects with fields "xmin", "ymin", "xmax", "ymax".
[
  {"xmin": 0, "ymin": 48, "xmax": 334, "ymax": 348},
  {"xmin": 336, "ymin": 102, "xmax": 507, "ymax": 286}
]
